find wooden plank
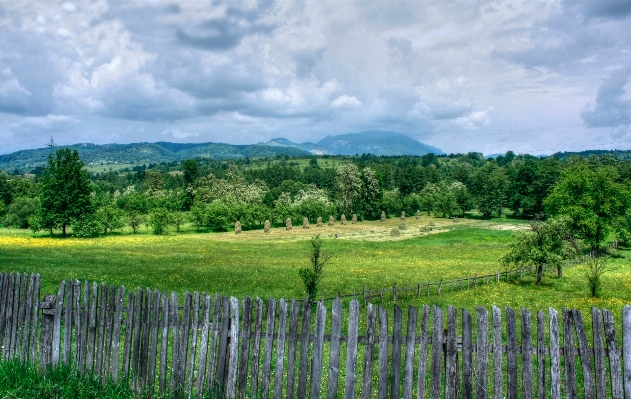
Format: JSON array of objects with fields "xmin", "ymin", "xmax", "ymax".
[
  {"xmin": 122, "ymin": 290, "xmax": 135, "ymax": 379},
  {"xmin": 207, "ymin": 294, "xmax": 222, "ymax": 391},
  {"xmin": 549, "ymin": 308, "xmax": 561, "ymax": 399},
  {"xmin": 52, "ymin": 280, "xmax": 65, "ymax": 367},
  {"xmin": 14, "ymin": 273, "xmax": 26, "ymax": 359},
  {"xmin": 226, "ymin": 297, "xmax": 240, "ymax": 399},
  {"xmin": 0, "ymin": 273, "xmax": 5, "ymax": 347},
  {"xmin": 603, "ymin": 309, "xmax": 623, "ymax": 399},
  {"xmin": 159, "ymin": 294, "xmax": 169, "ymax": 396},
  {"xmin": 506, "ymin": 306, "xmax": 518, "ymax": 399},
  {"xmin": 476, "ymin": 306, "xmax": 490, "ymax": 399},
  {"xmin": 537, "ymin": 311, "xmax": 546, "ymax": 399},
  {"xmin": 78, "ymin": 280, "xmax": 89, "ymax": 373},
  {"xmin": 261, "ymin": 298, "xmax": 277, "ymax": 399},
  {"xmin": 216, "ymin": 297, "xmax": 231, "ymax": 397},
  {"xmin": 492, "ymin": 305, "xmax": 502, "ymax": 399},
  {"xmin": 562, "ymin": 309, "xmax": 577, "ymax": 399},
  {"xmin": 186, "ymin": 292, "xmax": 199, "ymax": 395},
  {"xmin": 39, "ymin": 294, "xmax": 56, "ymax": 369},
  {"xmin": 309, "ymin": 301, "xmax": 326, "ymax": 399},
  {"xmin": 273, "ymin": 298, "xmax": 288, "ymax": 399},
  {"xmin": 286, "ymin": 300, "xmax": 300, "ymax": 399},
  {"xmin": 111, "ymin": 286, "xmax": 125, "ymax": 384},
  {"xmin": 326, "ymin": 298, "xmax": 343, "ymax": 399},
  {"xmin": 445, "ymin": 305, "xmax": 458, "ymax": 399},
  {"xmin": 139, "ymin": 288, "xmax": 152, "ymax": 391},
  {"xmin": 10, "ymin": 273, "xmax": 22, "ymax": 359},
  {"xmin": 72, "ymin": 280, "xmax": 80, "ymax": 370},
  {"xmin": 95, "ymin": 282, "xmax": 106, "ymax": 376},
  {"xmin": 462, "ymin": 308, "xmax": 473, "ymax": 399},
  {"xmin": 87, "ymin": 282, "xmax": 98, "ymax": 373},
  {"xmin": 378, "ymin": 306, "xmax": 389, "ymax": 399},
  {"xmin": 344, "ymin": 299, "xmax": 360, "ymax": 399},
  {"xmin": 417, "ymin": 305, "xmax": 430, "ymax": 399},
  {"xmin": 195, "ymin": 294, "xmax": 211, "ymax": 397},
  {"xmin": 147, "ymin": 290, "xmax": 160, "ymax": 395},
  {"xmin": 104, "ymin": 285, "xmax": 116, "ymax": 381},
  {"xmin": 169, "ymin": 292, "xmax": 180, "ymax": 394},
  {"xmin": 29, "ymin": 274, "xmax": 41, "ymax": 365},
  {"xmin": 178, "ymin": 292, "xmax": 192, "ymax": 391},
  {"xmin": 392, "ymin": 305, "xmax": 403, "ymax": 399},
  {"xmin": 430, "ymin": 305, "xmax": 444, "ymax": 399},
  {"xmin": 622, "ymin": 305, "xmax": 631, "ymax": 399},
  {"xmin": 297, "ymin": 299, "xmax": 311, "ymax": 399},
  {"xmin": 403, "ymin": 305, "xmax": 418, "ymax": 399},
  {"xmin": 3, "ymin": 274, "xmax": 14, "ymax": 361},
  {"xmin": 572, "ymin": 309, "xmax": 594, "ymax": 399},
  {"xmin": 521, "ymin": 308, "xmax": 533, "ymax": 399},
  {"xmin": 361, "ymin": 303, "xmax": 377, "ymax": 399},
  {"xmin": 20, "ymin": 273, "xmax": 35, "ymax": 364}
]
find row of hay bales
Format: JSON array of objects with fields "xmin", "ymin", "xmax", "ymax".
[{"xmin": 234, "ymin": 210, "xmax": 424, "ymax": 234}]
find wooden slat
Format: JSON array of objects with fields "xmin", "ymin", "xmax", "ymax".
[
  {"xmin": 103, "ymin": 285, "xmax": 116, "ymax": 380},
  {"xmin": 20, "ymin": 273, "xmax": 35, "ymax": 363},
  {"xmin": 186, "ymin": 292, "xmax": 200, "ymax": 395},
  {"xmin": 476, "ymin": 306, "xmax": 490, "ymax": 399},
  {"xmin": 261, "ymin": 298, "xmax": 276, "ymax": 399},
  {"xmin": 273, "ymin": 298, "xmax": 288, "ymax": 399},
  {"xmin": 572, "ymin": 309, "xmax": 594, "ymax": 399},
  {"xmin": 344, "ymin": 298, "xmax": 360, "ymax": 399},
  {"xmin": 445, "ymin": 306, "xmax": 458, "ymax": 399},
  {"xmin": 417, "ymin": 305, "xmax": 430, "ymax": 399},
  {"xmin": 326, "ymin": 298, "xmax": 343, "ymax": 399},
  {"xmin": 147, "ymin": 290, "xmax": 160, "ymax": 395},
  {"xmin": 79, "ymin": 280, "xmax": 89, "ymax": 372},
  {"xmin": 309, "ymin": 301, "xmax": 326, "ymax": 399},
  {"xmin": 430, "ymin": 305, "xmax": 444, "ymax": 399},
  {"xmin": 622, "ymin": 305, "xmax": 631, "ymax": 399},
  {"xmin": 169, "ymin": 292, "xmax": 180, "ymax": 394},
  {"xmin": 14, "ymin": 273, "xmax": 26, "ymax": 359},
  {"xmin": 236, "ymin": 296, "xmax": 252, "ymax": 399},
  {"xmin": 3, "ymin": 273, "xmax": 15, "ymax": 361},
  {"xmin": 122, "ymin": 290, "xmax": 135, "ymax": 379},
  {"xmin": 87, "ymin": 282, "xmax": 98, "ymax": 372},
  {"xmin": 29, "ymin": 274, "xmax": 41, "ymax": 365},
  {"xmin": 392, "ymin": 305, "xmax": 403, "ymax": 399},
  {"xmin": 216, "ymin": 296, "xmax": 231, "ymax": 396},
  {"xmin": 249, "ymin": 298, "xmax": 264, "ymax": 396},
  {"xmin": 10, "ymin": 273, "xmax": 22, "ymax": 359},
  {"xmin": 111, "ymin": 286, "xmax": 125, "ymax": 384},
  {"xmin": 52, "ymin": 280, "xmax": 65, "ymax": 367},
  {"xmin": 603, "ymin": 309, "xmax": 623, "ymax": 399},
  {"xmin": 297, "ymin": 299, "xmax": 311, "ymax": 399},
  {"xmin": 139, "ymin": 288, "xmax": 152, "ymax": 391},
  {"xmin": 378, "ymin": 306, "xmax": 389, "ymax": 399},
  {"xmin": 521, "ymin": 308, "xmax": 533, "ymax": 399},
  {"xmin": 0, "ymin": 273, "xmax": 6, "ymax": 347},
  {"xmin": 537, "ymin": 311, "xmax": 546, "ymax": 399},
  {"xmin": 286, "ymin": 300, "xmax": 300, "ymax": 399},
  {"xmin": 159, "ymin": 294, "xmax": 169, "ymax": 395},
  {"xmin": 592, "ymin": 307, "xmax": 607, "ymax": 399},
  {"xmin": 492, "ymin": 305, "xmax": 502, "ymax": 399},
  {"xmin": 207, "ymin": 294, "xmax": 222, "ymax": 390},
  {"xmin": 462, "ymin": 308, "xmax": 473, "ymax": 399},
  {"xmin": 178, "ymin": 292, "xmax": 192, "ymax": 391},
  {"xmin": 403, "ymin": 305, "xmax": 418, "ymax": 399},
  {"xmin": 226, "ymin": 297, "xmax": 240, "ymax": 399},
  {"xmin": 196, "ymin": 294, "xmax": 211, "ymax": 397},
  {"xmin": 72, "ymin": 280, "xmax": 81, "ymax": 370},
  {"xmin": 361, "ymin": 303, "xmax": 377, "ymax": 399},
  {"xmin": 562, "ymin": 309, "xmax": 577, "ymax": 399},
  {"xmin": 506, "ymin": 306, "xmax": 518, "ymax": 399},
  {"xmin": 95, "ymin": 282, "xmax": 106, "ymax": 376},
  {"xmin": 549, "ymin": 308, "xmax": 561, "ymax": 399}
]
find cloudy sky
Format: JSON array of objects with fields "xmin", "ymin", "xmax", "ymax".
[{"xmin": 1, "ymin": 0, "xmax": 630, "ymax": 155}]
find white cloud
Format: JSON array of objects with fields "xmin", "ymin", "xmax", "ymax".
[
  {"xmin": 457, "ymin": 107, "xmax": 494, "ymax": 129},
  {"xmin": 331, "ymin": 95, "xmax": 362, "ymax": 109},
  {"xmin": 9, "ymin": 114, "xmax": 80, "ymax": 134}
]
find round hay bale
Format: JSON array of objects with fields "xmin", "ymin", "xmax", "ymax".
[
  {"xmin": 328, "ymin": 215, "xmax": 335, "ymax": 226},
  {"xmin": 286, "ymin": 218, "xmax": 293, "ymax": 231},
  {"xmin": 264, "ymin": 220, "xmax": 271, "ymax": 233},
  {"xmin": 352, "ymin": 214, "xmax": 357, "ymax": 224},
  {"xmin": 416, "ymin": 210, "xmax": 421, "ymax": 220},
  {"xmin": 303, "ymin": 217, "xmax": 310, "ymax": 229},
  {"xmin": 316, "ymin": 217, "xmax": 323, "ymax": 228},
  {"xmin": 340, "ymin": 214, "xmax": 347, "ymax": 225},
  {"xmin": 235, "ymin": 221, "xmax": 242, "ymax": 234},
  {"xmin": 380, "ymin": 211, "xmax": 386, "ymax": 222},
  {"xmin": 401, "ymin": 211, "xmax": 406, "ymax": 221}
]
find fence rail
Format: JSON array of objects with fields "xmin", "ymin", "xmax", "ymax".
[{"xmin": 1, "ymin": 272, "xmax": 631, "ymax": 399}]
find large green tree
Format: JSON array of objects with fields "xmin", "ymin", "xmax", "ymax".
[
  {"xmin": 39, "ymin": 148, "xmax": 94, "ymax": 236},
  {"xmin": 544, "ymin": 164, "xmax": 630, "ymax": 250}
]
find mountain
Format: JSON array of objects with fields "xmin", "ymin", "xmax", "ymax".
[
  {"xmin": 316, "ymin": 131, "xmax": 444, "ymax": 156},
  {"xmin": 259, "ymin": 138, "xmax": 330, "ymax": 155}
]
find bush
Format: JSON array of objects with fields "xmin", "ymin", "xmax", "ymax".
[
  {"xmin": 150, "ymin": 207, "xmax": 173, "ymax": 235},
  {"xmin": 298, "ymin": 235, "xmax": 333, "ymax": 299},
  {"xmin": 3, "ymin": 196, "xmax": 40, "ymax": 229},
  {"xmin": 72, "ymin": 216, "xmax": 101, "ymax": 238},
  {"xmin": 585, "ymin": 256, "xmax": 613, "ymax": 298}
]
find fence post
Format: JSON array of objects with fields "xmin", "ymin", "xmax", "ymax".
[
  {"xmin": 496, "ymin": 270, "xmax": 500, "ymax": 282},
  {"xmin": 622, "ymin": 305, "xmax": 631, "ymax": 399},
  {"xmin": 438, "ymin": 280, "xmax": 442, "ymax": 296},
  {"xmin": 39, "ymin": 294, "xmax": 56, "ymax": 370}
]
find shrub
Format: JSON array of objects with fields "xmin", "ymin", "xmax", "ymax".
[
  {"xmin": 298, "ymin": 235, "xmax": 333, "ymax": 299},
  {"xmin": 150, "ymin": 207, "xmax": 173, "ymax": 235},
  {"xmin": 71, "ymin": 216, "xmax": 101, "ymax": 238},
  {"xmin": 585, "ymin": 256, "xmax": 613, "ymax": 298}
]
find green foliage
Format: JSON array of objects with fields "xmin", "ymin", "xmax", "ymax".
[
  {"xmin": 336, "ymin": 164, "xmax": 363, "ymax": 215},
  {"xmin": 149, "ymin": 207, "xmax": 173, "ymax": 235},
  {"xmin": 472, "ymin": 162, "xmax": 510, "ymax": 218},
  {"xmin": 71, "ymin": 215, "xmax": 102, "ymax": 238},
  {"xmin": 298, "ymin": 235, "xmax": 333, "ymax": 299},
  {"xmin": 584, "ymin": 256, "xmax": 613, "ymax": 298},
  {"xmin": 3, "ymin": 196, "xmax": 40, "ymax": 228},
  {"xmin": 95, "ymin": 203, "xmax": 125, "ymax": 234}
]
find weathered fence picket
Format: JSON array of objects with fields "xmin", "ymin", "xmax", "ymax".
[{"xmin": 1, "ymin": 272, "xmax": 631, "ymax": 399}]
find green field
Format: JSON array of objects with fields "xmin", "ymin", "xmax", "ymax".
[{"xmin": 1, "ymin": 217, "xmax": 629, "ymax": 321}]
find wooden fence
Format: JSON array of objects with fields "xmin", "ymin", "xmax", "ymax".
[{"xmin": 1, "ymin": 272, "xmax": 631, "ymax": 399}]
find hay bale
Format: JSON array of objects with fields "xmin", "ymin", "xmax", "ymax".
[
  {"xmin": 317, "ymin": 217, "xmax": 323, "ymax": 228},
  {"xmin": 303, "ymin": 217, "xmax": 310, "ymax": 229},
  {"xmin": 286, "ymin": 218, "xmax": 293, "ymax": 231},
  {"xmin": 401, "ymin": 211, "xmax": 406, "ymax": 221},
  {"xmin": 264, "ymin": 220, "xmax": 271, "ymax": 233},
  {"xmin": 420, "ymin": 226, "xmax": 431, "ymax": 233},
  {"xmin": 380, "ymin": 211, "xmax": 386, "ymax": 222},
  {"xmin": 340, "ymin": 214, "xmax": 347, "ymax": 225},
  {"xmin": 235, "ymin": 221, "xmax": 242, "ymax": 234},
  {"xmin": 428, "ymin": 221, "xmax": 435, "ymax": 227},
  {"xmin": 328, "ymin": 215, "xmax": 335, "ymax": 226},
  {"xmin": 416, "ymin": 210, "xmax": 421, "ymax": 220},
  {"xmin": 453, "ymin": 217, "xmax": 459, "ymax": 223},
  {"xmin": 399, "ymin": 222, "xmax": 407, "ymax": 230},
  {"xmin": 390, "ymin": 228, "xmax": 400, "ymax": 237},
  {"xmin": 352, "ymin": 214, "xmax": 357, "ymax": 224}
]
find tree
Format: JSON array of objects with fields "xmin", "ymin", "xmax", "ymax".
[
  {"xmin": 149, "ymin": 207, "xmax": 173, "ymax": 234},
  {"xmin": 544, "ymin": 164, "xmax": 630, "ymax": 250},
  {"xmin": 500, "ymin": 217, "xmax": 579, "ymax": 284},
  {"xmin": 3, "ymin": 197, "xmax": 40, "ymax": 229},
  {"xmin": 451, "ymin": 182, "xmax": 472, "ymax": 217},
  {"xmin": 335, "ymin": 164, "xmax": 363, "ymax": 215},
  {"xmin": 298, "ymin": 235, "xmax": 333, "ymax": 299},
  {"xmin": 95, "ymin": 203, "xmax": 125, "ymax": 234},
  {"xmin": 359, "ymin": 167, "xmax": 382, "ymax": 219},
  {"xmin": 472, "ymin": 162, "xmax": 510, "ymax": 218},
  {"xmin": 585, "ymin": 256, "xmax": 613, "ymax": 298},
  {"xmin": 39, "ymin": 148, "xmax": 94, "ymax": 235}
]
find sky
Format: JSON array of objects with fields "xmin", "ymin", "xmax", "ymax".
[{"xmin": 0, "ymin": 0, "xmax": 630, "ymax": 156}]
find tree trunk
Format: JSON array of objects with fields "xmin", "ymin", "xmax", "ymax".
[
  {"xmin": 536, "ymin": 264, "xmax": 543, "ymax": 285},
  {"xmin": 62, "ymin": 223, "xmax": 66, "ymax": 236},
  {"xmin": 557, "ymin": 266, "xmax": 562, "ymax": 278}
]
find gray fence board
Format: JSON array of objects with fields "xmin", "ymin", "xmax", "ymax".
[
  {"xmin": 327, "ymin": 298, "xmax": 342, "ymax": 399},
  {"xmin": 196, "ymin": 294, "xmax": 211, "ymax": 397},
  {"xmin": 573, "ymin": 309, "xmax": 594, "ymax": 399},
  {"xmin": 251, "ymin": 298, "xmax": 264, "ymax": 397},
  {"xmin": 476, "ymin": 306, "xmax": 489, "ymax": 399},
  {"xmin": 549, "ymin": 308, "xmax": 561, "ymax": 399},
  {"xmin": 622, "ymin": 306, "xmax": 631, "ymax": 399},
  {"xmin": 227, "ymin": 297, "xmax": 240, "ymax": 399},
  {"xmin": 378, "ymin": 306, "xmax": 389, "ymax": 399},
  {"xmin": 111, "ymin": 286, "xmax": 125, "ymax": 384},
  {"xmin": 563, "ymin": 309, "xmax": 577, "ymax": 399},
  {"xmin": 506, "ymin": 306, "xmax": 518, "ymax": 399},
  {"xmin": 238, "ymin": 296, "xmax": 253, "ymax": 399},
  {"xmin": 261, "ymin": 298, "xmax": 276, "ymax": 399},
  {"xmin": 521, "ymin": 308, "xmax": 533, "ymax": 399},
  {"xmin": 362, "ymin": 303, "xmax": 377, "ymax": 399},
  {"xmin": 430, "ymin": 305, "xmax": 444, "ymax": 399},
  {"xmin": 537, "ymin": 311, "xmax": 546, "ymax": 399},
  {"xmin": 286, "ymin": 300, "xmax": 300, "ymax": 399},
  {"xmin": 52, "ymin": 280, "xmax": 65, "ymax": 367},
  {"xmin": 462, "ymin": 308, "xmax": 473, "ymax": 399},
  {"xmin": 445, "ymin": 305, "xmax": 458, "ymax": 399},
  {"xmin": 309, "ymin": 302, "xmax": 326, "ymax": 399},
  {"xmin": 392, "ymin": 305, "xmax": 403, "ymax": 399},
  {"xmin": 603, "ymin": 309, "xmax": 623, "ymax": 399},
  {"xmin": 492, "ymin": 305, "xmax": 502, "ymax": 399},
  {"xmin": 344, "ymin": 299, "xmax": 360, "ymax": 399},
  {"xmin": 273, "ymin": 298, "xmax": 288, "ymax": 399}
]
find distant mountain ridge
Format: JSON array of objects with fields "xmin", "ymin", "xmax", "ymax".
[{"xmin": 0, "ymin": 131, "xmax": 444, "ymax": 172}]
